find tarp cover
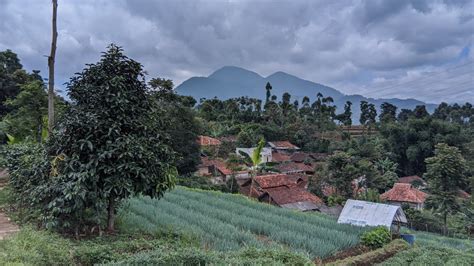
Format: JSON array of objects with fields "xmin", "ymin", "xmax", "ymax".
[{"xmin": 337, "ymin": 199, "xmax": 407, "ymax": 228}]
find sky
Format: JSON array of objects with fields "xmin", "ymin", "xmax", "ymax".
[{"xmin": 0, "ymin": 0, "xmax": 473, "ymax": 104}]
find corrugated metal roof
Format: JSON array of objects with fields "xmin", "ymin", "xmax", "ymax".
[{"xmin": 337, "ymin": 199, "xmax": 407, "ymax": 228}]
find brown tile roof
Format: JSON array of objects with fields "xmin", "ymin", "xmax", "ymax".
[
  {"xmin": 290, "ymin": 152, "xmax": 311, "ymax": 162},
  {"xmin": 199, "ymin": 157, "xmax": 232, "ymax": 175},
  {"xmin": 272, "ymin": 151, "xmax": 291, "ymax": 162},
  {"xmin": 197, "ymin": 135, "xmax": 221, "ymax": 146},
  {"xmin": 380, "ymin": 183, "xmax": 427, "ymax": 204},
  {"xmin": 253, "ymin": 174, "xmax": 307, "ymax": 189},
  {"xmin": 263, "ymin": 186, "xmax": 323, "ymax": 205},
  {"xmin": 276, "ymin": 162, "xmax": 314, "ymax": 174},
  {"xmin": 268, "ymin": 141, "xmax": 299, "ymax": 150},
  {"xmin": 398, "ymin": 175, "xmax": 425, "ymax": 184}
]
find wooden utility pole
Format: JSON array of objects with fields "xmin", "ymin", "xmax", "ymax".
[{"xmin": 48, "ymin": 0, "xmax": 58, "ymax": 135}]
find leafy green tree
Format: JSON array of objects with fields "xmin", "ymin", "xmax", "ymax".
[
  {"xmin": 2, "ymin": 80, "xmax": 47, "ymax": 142},
  {"xmin": 0, "ymin": 50, "xmax": 25, "ymax": 116},
  {"xmin": 47, "ymin": 45, "xmax": 177, "ymax": 231},
  {"xmin": 149, "ymin": 77, "xmax": 174, "ymax": 92},
  {"xmin": 336, "ymin": 101, "xmax": 352, "ymax": 126},
  {"xmin": 424, "ymin": 143, "xmax": 467, "ymax": 234},
  {"xmin": 152, "ymin": 89, "xmax": 200, "ymax": 175},
  {"xmin": 379, "ymin": 102, "xmax": 397, "ymax": 123},
  {"xmin": 327, "ymin": 151, "xmax": 358, "ymax": 198},
  {"xmin": 265, "ymin": 82, "xmax": 272, "ymax": 104}
]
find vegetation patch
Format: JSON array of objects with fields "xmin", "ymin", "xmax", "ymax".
[
  {"xmin": 328, "ymin": 239, "xmax": 409, "ymax": 266},
  {"xmin": 380, "ymin": 245, "xmax": 474, "ymax": 265},
  {"xmin": 118, "ymin": 187, "xmax": 366, "ymax": 259},
  {"xmin": 361, "ymin": 226, "xmax": 391, "ymax": 249}
]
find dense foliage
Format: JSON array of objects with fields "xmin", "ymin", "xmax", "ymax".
[
  {"xmin": 119, "ymin": 187, "xmax": 366, "ymax": 259},
  {"xmin": 360, "ymin": 227, "xmax": 391, "ymax": 249}
]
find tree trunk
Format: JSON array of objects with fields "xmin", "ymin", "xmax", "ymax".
[
  {"xmin": 443, "ymin": 212, "xmax": 448, "ymax": 236},
  {"xmin": 107, "ymin": 196, "xmax": 115, "ymax": 232},
  {"xmin": 48, "ymin": 0, "xmax": 58, "ymax": 135},
  {"xmin": 37, "ymin": 117, "xmax": 42, "ymax": 143}
]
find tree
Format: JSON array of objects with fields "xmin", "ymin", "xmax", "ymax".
[
  {"xmin": 336, "ymin": 101, "xmax": 352, "ymax": 126},
  {"xmin": 379, "ymin": 102, "xmax": 397, "ymax": 123},
  {"xmin": 326, "ymin": 151, "xmax": 358, "ymax": 198},
  {"xmin": 149, "ymin": 77, "xmax": 174, "ymax": 92},
  {"xmin": 47, "ymin": 45, "xmax": 177, "ymax": 232},
  {"xmin": 265, "ymin": 82, "xmax": 272, "ymax": 104},
  {"xmin": 151, "ymin": 85, "xmax": 200, "ymax": 175},
  {"xmin": 47, "ymin": 0, "xmax": 58, "ymax": 135},
  {"xmin": 0, "ymin": 50, "xmax": 24, "ymax": 116},
  {"xmin": 2, "ymin": 80, "xmax": 48, "ymax": 142},
  {"xmin": 424, "ymin": 143, "xmax": 467, "ymax": 234}
]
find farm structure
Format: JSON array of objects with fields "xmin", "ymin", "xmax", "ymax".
[{"xmin": 337, "ymin": 199, "xmax": 407, "ymax": 230}]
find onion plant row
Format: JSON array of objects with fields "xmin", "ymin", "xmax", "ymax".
[{"xmin": 119, "ymin": 187, "xmax": 365, "ymax": 259}]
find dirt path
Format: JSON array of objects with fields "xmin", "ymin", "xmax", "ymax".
[{"xmin": 0, "ymin": 184, "xmax": 19, "ymax": 240}]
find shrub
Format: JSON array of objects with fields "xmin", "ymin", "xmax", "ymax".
[{"xmin": 361, "ymin": 226, "xmax": 391, "ymax": 249}]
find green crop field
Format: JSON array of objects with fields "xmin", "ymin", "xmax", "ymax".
[{"xmin": 118, "ymin": 187, "xmax": 366, "ymax": 259}]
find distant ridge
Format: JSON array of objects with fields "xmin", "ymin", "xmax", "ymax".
[{"xmin": 176, "ymin": 66, "xmax": 437, "ymax": 121}]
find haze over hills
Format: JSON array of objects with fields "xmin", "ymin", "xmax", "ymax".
[{"xmin": 176, "ymin": 66, "xmax": 437, "ymax": 121}]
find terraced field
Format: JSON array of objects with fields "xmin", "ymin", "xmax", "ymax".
[{"xmin": 118, "ymin": 187, "xmax": 366, "ymax": 259}]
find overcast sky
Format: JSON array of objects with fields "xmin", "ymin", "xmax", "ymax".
[{"xmin": 1, "ymin": 0, "xmax": 473, "ymax": 103}]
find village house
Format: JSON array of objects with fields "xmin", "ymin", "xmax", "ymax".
[
  {"xmin": 196, "ymin": 156, "xmax": 249, "ymax": 184},
  {"xmin": 239, "ymin": 173, "xmax": 323, "ymax": 211},
  {"xmin": 268, "ymin": 141, "xmax": 300, "ymax": 154},
  {"xmin": 197, "ymin": 135, "xmax": 221, "ymax": 146},
  {"xmin": 398, "ymin": 175, "xmax": 427, "ymax": 189},
  {"xmin": 271, "ymin": 151, "xmax": 291, "ymax": 163},
  {"xmin": 275, "ymin": 162, "xmax": 315, "ymax": 175},
  {"xmin": 290, "ymin": 152, "xmax": 328, "ymax": 163},
  {"xmin": 236, "ymin": 147, "xmax": 273, "ymax": 163},
  {"xmin": 381, "ymin": 183, "xmax": 427, "ymax": 210}
]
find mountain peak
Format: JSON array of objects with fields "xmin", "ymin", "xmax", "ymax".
[{"xmin": 209, "ymin": 66, "xmax": 263, "ymax": 80}]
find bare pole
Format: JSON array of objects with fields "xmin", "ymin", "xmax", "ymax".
[{"xmin": 48, "ymin": 0, "xmax": 58, "ymax": 135}]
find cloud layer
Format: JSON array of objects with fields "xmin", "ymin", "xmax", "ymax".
[{"xmin": 0, "ymin": 0, "xmax": 472, "ymax": 103}]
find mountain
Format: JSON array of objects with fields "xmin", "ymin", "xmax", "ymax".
[{"xmin": 176, "ymin": 66, "xmax": 437, "ymax": 122}]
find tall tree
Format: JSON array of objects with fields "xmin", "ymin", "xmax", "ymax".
[
  {"xmin": 2, "ymin": 80, "xmax": 48, "ymax": 142},
  {"xmin": 424, "ymin": 143, "xmax": 467, "ymax": 234},
  {"xmin": 47, "ymin": 45, "xmax": 177, "ymax": 231},
  {"xmin": 379, "ymin": 102, "xmax": 397, "ymax": 123},
  {"xmin": 326, "ymin": 151, "xmax": 358, "ymax": 198},
  {"xmin": 47, "ymin": 0, "xmax": 58, "ymax": 135},
  {"xmin": 265, "ymin": 82, "xmax": 272, "ymax": 104},
  {"xmin": 0, "ymin": 50, "xmax": 23, "ymax": 116}
]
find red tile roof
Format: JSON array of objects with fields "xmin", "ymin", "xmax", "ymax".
[
  {"xmin": 398, "ymin": 175, "xmax": 425, "ymax": 184},
  {"xmin": 264, "ymin": 186, "xmax": 323, "ymax": 205},
  {"xmin": 253, "ymin": 174, "xmax": 306, "ymax": 189},
  {"xmin": 272, "ymin": 151, "xmax": 291, "ymax": 162},
  {"xmin": 380, "ymin": 183, "xmax": 427, "ymax": 204},
  {"xmin": 276, "ymin": 162, "xmax": 314, "ymax": 173},
  {"xmin": 268, "ymin": 141, "xmax": 299, "ymax": 150},
  {"xmin": 197, "ymin": 135, "xmax": 221, "ymax": 146},
  {"xmin": 290, "ymin": 152, "xmax": 311, "ymax": 162},
  {"xmin": 199, "ymin": 157, "xmax": 232, "ymax": 175}
]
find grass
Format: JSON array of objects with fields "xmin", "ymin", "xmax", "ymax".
[
  {"xmin": 378, "ymin": 229, "xmax": 474, "ymax": 265},
  {"xmin": 118, "ymin": 186, "xmax": 366, "ymax": 259}
]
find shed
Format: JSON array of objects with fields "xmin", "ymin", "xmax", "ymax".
[{"xmin": 337, "ymin": 199, "xmax": 407, "ymax": 228}]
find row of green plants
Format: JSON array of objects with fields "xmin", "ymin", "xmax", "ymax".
[
  {"xmin": 380, "ymin": 245, "xmax": 474, "ymax": 265},
  {"xmin": 0, "ymin": 226, "xmax": 312, "ymax": 265},
  {"xmin": 119, "ymin": 187, "xmax": 366, "ymax": 259}
]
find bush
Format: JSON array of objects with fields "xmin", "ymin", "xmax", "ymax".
[{"xmin": 361, "ymin": 226, "xmax": 391, "ymax": 249}]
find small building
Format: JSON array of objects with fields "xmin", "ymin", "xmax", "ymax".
[
  {"xmin": 398, "ymin": 175, "xmax": 427, "ymax": 189},
  {"xmin": 337, "ymin": 199, "xmax": 407, "ymax": 229},
  {"xmin": 239, "ymin": 173, "xmax": 323, "ymax": 212},
  {"xmin": 236, "ymin": 147, "xmax": 273, "ymax": 163},
  {"xmin": 290, "ymin": 152, "xmax": 328, "ymax": 163},
  {"xmin": 380, "ymin": 183, "xmax": 427, "ymax": 210},
  {"xmin": 196, "ymin": 156, "xmax": 249, "ymax": 184},
  {"xmin": 271, "ymin": 151, "xmax": 291, "ymax": 163},
  {"xmin": 268, "ymin": 141, "xmax": 300, "ymax": 153},
  {"xmin": 275, "ymin": 162, "xmax": 315, "ymax": 175},
  {"xmin": 197, "ymin": 135, "xmax": 221, "ymax": 146}
]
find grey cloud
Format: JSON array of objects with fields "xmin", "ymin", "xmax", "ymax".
[{"xmin": 0, "ymin": 0, "xmax": 472, "ymax": 103}]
